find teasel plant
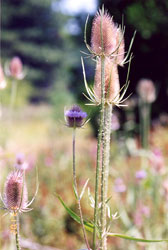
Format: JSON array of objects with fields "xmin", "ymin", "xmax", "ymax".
[
  {"xmin": 0, "ymin": 168, "xmax": 38, "ymax": 250},
  {"xmin": 58, "ymin": 7, "xmax": 168, "ymax": 250},
  {"xmin": 5, "ymin": 57, "xmax": 26, "ymax": 118},
  {"xmin": 137, "ymin": 79, "xmax": 156, "ymax": 150},
  {"xmin": 81, "ymin": 6, "xmax": 135, "ymax": 250},
  {"xmin": 64, "ymin": 105, "xmax": 91, "ymax": 250}
]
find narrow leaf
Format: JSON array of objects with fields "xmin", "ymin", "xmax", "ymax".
[
  {"xmin": 57, "ymin": 195, "xmax": 94, "ymax": 233},
  {"xmin": 108, "ymin": 233, "xmax": 168, "ymax": 243},
  {"xmin": 79, "ymin": 179, "xmax": 89, "ymax": 200},
  {"xmin": 73, "ymin": 183, "xmax": 78, "ymax": 200}
]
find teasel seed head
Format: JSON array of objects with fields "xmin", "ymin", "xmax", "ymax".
[
  {"xmin": 137, "ymin": 79, "xmax": 156, "ymax": 103},
  {"xmin": 64, "ymin": 105, "xmax": 87, "ymax": 128},
  {"xmin": 9, "ymin": 57, "xmax": 24, "ymax": 79},
  {"xmin": 94, "ymin": 57, "xmax": 120, "ymax": 103},
  {"xmin": 4, "ymin": 171, "xmax": 28, "ymax": 212},
  {"xmin": 91, "ymin": 9, "xmax": 117, "ymax": 56}
]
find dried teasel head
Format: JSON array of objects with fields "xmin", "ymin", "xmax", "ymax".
[
  {"xmin": 9, "ymin": 57, "xmax": 24, "ymax": 80},
  {"xmin": 91, "ymin": 9, "xmax": 118, "ymax": 56},
  {"xmin": 137, "ymin": 79, "xmax": 156, "ymax": 103},
  {"xmin": 94, "ymin": 57, "xmax": 120, "ymax": 103},
  {"xmin": 4, "ymin": 171, "xmax": 28, "ymax": 212},
  {"xmin": 0, "ymin": 169, "xmax": 38, "ymax": 214}
]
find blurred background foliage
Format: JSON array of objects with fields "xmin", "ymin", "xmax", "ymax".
[{"xmin": 2, "ymin": 0, "xmax": 168, "ymax": 125}]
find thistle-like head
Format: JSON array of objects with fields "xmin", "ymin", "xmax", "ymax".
[
  {"xmin": 4, "ymin": 171, "xmax": 28, "ymax": 212},
  {"xmin": 64, "ymin": 105, "xmax": 87, "ymax": 128},
  {"xmin": 137, "ymin": 79, "xmax": 156, "ymax": 103},
  {"xmin": 8, "ymin": 57, "xmax": 25, "ymax": 80},
  {"xmin": 15, "ymin": 153, "xmax": 29, "ymax": 171},
  {"xmin": 91, "ymin": 9, "xmax": 117, "ymax": 56}
]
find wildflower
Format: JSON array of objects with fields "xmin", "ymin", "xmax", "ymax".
[
  {"xmin": 94, "ymin": 57, "xmax": 120, "ymax": 103},
  {"xmin": 135, "ymin": 170, "xmax": 147, "ymax": 181},
  {"xmin": 8, "ymin": 57, "xmax": 24, "ymax": 80},
  {"xmin": 64, "ymin": 105, "xmax": 87, "ymax": 128},
  {"xmin": 134, "ymin": 203, "xmax": 150, "ymax": 228},
  {"xmin": 0, "ymin": 65, "xmax": 7, "ymax": 89},
  {"xmin": 1, "ymin": 170, "xmax": 36, "ymax": 213},
  {"xmin": 91, "ymin": 10, "xmax": 117, "ymax": 56},
  {"xmin": 150, "ymin": 149, "xmax": 165, "ymax": 174},
  {"xmin": 114, "ymin": 178, "xmax": 126, "ymax": 193},
  {"xmin": 3, "ymin": 171, "xmax": 28, "ymax": 212},
  {"xmin": 137, "ymin": 79, "xmax": 156, "ymax": 103},
  {"xmin": 15, "ymin": 153, "xmax": 29, "ymax": 171}
]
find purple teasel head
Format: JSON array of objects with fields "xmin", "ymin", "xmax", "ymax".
[{"xmin": 64, "ymin": 105, "xmax": 87, "ymax": 128}]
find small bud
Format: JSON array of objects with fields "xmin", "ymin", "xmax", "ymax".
[
  {"xmin": 94, "ymin": 58, "xmax": 120, "ymax": 102},
  {"xmin": 64, "ymin": 105, "xmax": 87, "ymax": 128},
  {"xmin": 4, "ymin": 171, "xmax": 28, "ymax": 211},
  {"xmin": 9, "ymin": 57, "xmax": 23, "ymax": 79},
  {"xmin": 137, "ymin": 79, "xmax": 156, "ymax": 103},
  {"xmin": 91, "ymin": 10, "xmax": 117, "ymax": 56}
]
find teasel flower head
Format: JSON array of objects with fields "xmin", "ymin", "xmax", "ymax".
[
  {"xmin": 15, "ymin": 153, "xmax": 29, "ymax": 171},
  {"xmin": 5, "ymin": 56, "xmax": 26, "ymax": 80},
  {"xmin": 91, "ymin": 9, "xmax": 117, "ymax": 56},
  {"xmin": 137, "ymin": 79, "xmax": 156, "ymax": 103},
  {"xmin": 3, "ymin": 171, "xmax": 28, "ymax": 212},
  {"xmin": 0, "ymin": 170, "xmax": 38, "ymax": 213},
  {"xmin": 0, "ymin": 64, "xmax": 7, "ymax": 89},
  {"xmin": 64, "ymin": 105, "xmax": 87, "ymax": 128}
]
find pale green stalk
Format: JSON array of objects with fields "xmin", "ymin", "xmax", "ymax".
[
  {"xmin": 10, "ymin": 80, "xmax": 18, "ymax": 119},
  {"xmin": 10, "ymin": 80, "xmax": 18, "ymax": 110},
  {"xmin": 140, "ymin": 101, "xmax": 151, "ymax": 150},
  {"xmin": 93, "ymin": 7, "xmax": 106, "ymax": 250},
  {"xmin": 72, "ymin": 129, "xmax": 91, "ymax": 250},
  {"xmin": 100, "ymin": 103, "xmax": 112, "ymax": 250},
  {"xmin": 92, "ymin": 56, "xmax": 105, "ymax": 250},
  {"xmin": 15, "ymin": 214, "xmax": 21, "ymax": 250}
]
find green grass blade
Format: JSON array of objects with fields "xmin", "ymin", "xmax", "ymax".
[{"xmin": 108, "ymin": 233, "xmax": 168, "ymax": 243}]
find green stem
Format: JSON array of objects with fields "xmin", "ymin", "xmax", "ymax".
[
  {"xmin": 140, "ymin": 101, "xmax": 151, "ymax": 150},
  {"xmin": 15, "ymin": 214, "xmax": 21, "ymax": 250},
  {"xmin": 100, "ymin": 103, "xmax": 112, "ymax": 250},
  {"xmin": 10, "ymin": 80, "xmax": 18, "ymax": 119},
  {"xmin": 72, "ymin": 129, "xmax": 91, "ymax": 250},
  {"xmin": 93, "ymin": 59, "xmax": 106, "ymax": 250}
]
